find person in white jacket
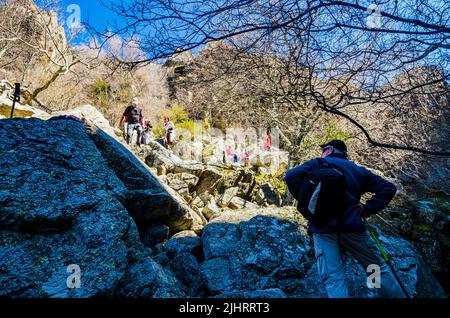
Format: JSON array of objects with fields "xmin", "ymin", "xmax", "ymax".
[{"xmin": 163, "ymin": 116, "xmax": 175, "ymax": 149}]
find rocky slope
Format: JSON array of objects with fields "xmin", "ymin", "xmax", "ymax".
[
  {"xmin": 137, "ymin": 122, "xmax": 449, "ymax": 297},
  {"xmin": 0, "ymin": 118, "xmax": 185, "ymax": 297},
  {"xmin": 139, "ymin": 140, "xmax": 286, "ymax": 219},
  {"xmin": 0, "ymin": 105, "xmax": 447, "ymax": 298}
]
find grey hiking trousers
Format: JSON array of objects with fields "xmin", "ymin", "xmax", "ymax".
[
  {"xmin": 313, "ymin": 231, "xmax": 407, "ymax": 298},
  {"xmin": 126, "ymin": 123, "xmax": 143, "ymax": 146}
]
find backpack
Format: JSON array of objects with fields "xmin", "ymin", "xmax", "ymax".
[
  {"xmin": 143, "ymin": 120, "xmax": 152, "ymax": 130},
  {"xmin": 125, "ymin": 106, "xmax": 142, "ymax": 124},
  {"xmin": 295, "ymin": 158, "xmax": 346, "ymax": 226}
]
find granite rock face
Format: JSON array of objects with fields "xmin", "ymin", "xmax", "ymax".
[
  {"xmin": 88, "ymin": 125, "xmax": 205, "ymax": 233},
  {"xmin": 197, "ymin": 207, "xmax": 444, "ymax": 298},
  {"xmin": 0, "ymin": 118, "xmax": 186, "ymax": 297},
  {"xmin": 200, "ymin": 208, "xmax": 313, "ymax": 295}
]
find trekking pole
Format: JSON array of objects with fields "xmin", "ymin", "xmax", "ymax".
[
  {"xmin": 9, "ymin": 83, "xmax": 21, "ymax": 119},
  {"xmin": 363, "ymin": 218, "xmax": 411, "ymax": 298}
]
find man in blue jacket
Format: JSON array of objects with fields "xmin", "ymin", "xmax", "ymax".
[{"xmin": 285, "ymin": 140, "xmax": 406, "ymax": 298}]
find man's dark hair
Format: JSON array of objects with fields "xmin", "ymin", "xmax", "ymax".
[{"xmin": 320, "ymin": 140, "xmax": 348, "ymax": 154}]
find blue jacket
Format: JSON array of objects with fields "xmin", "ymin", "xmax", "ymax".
[{"xmin": 285, "ymin": 154, "xmax": 397, "ymax": 233}]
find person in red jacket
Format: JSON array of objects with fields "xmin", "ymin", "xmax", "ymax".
[{"xmin": 263, "ymin": 133, "xmax": 271, "ymax": 151}]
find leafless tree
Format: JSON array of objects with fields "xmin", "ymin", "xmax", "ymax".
[
  {"xmin": 0, "ymin": 0, "xmax": 91, "ymax": 109},
  {"xmin": 94, "ymin": 0, "xmax": 449, "ymax": 156}
]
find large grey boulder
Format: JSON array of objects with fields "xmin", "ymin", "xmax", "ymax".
[
  {"xmin": 228, "ymin": 197, "xmax": 259, "ymax": 210},
  {"xmin": 217, "ymin": 187, "xmax": 239, "ymax": 208},
  {"xmin": 142, "ymin": 140, "xmax": 184, "ymax": 174},
  {"xmin": 87, "ymin": 124, "xmax": 204, "ymax": 233},
  {"xmin": 255, "ymin": 183, "xmax": 282, "ymax": 207},
  {"xmin": 201, "ymin": 207, "xmax": 312, "ymax": 295},
  {"xmin": 200, "ymin": 206, "xmax": 445, "ymax": 297},
  {"xmin": 165, "ymin": 230, "xmax": 203, "ymax": 257},
  {"xmin": 0, "ymin": 118, "xmax": 185, "ymax": 297},
  {"xmin": 0, "ymin": 119, "xmax": 126, "ymax": 234},
  {"xmin": 162, "ymin": 231, "xmax": 206, "ymax": 296},
  {"xmin": 54, "ymin": 104, "xmax": 121, "ymax": 139},
  {"xmin": 116, "ymin": 256, "xmax": 186, "ymax": 298}
]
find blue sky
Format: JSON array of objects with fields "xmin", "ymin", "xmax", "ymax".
[
  {"xmin": 53, "ymin": 0, "xmax": 448, "ymax": 75},
  {"xmin": 60, "ymin": 0, "xmax": 116, "ymax": 33}
]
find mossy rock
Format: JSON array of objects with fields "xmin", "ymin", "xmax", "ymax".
[
  {"xmin": 220, "ymin": 168, "xmax": 235, "ymax": 175},
  {"xmin": 0, "ymin": 104, "xmax": 34, "ymax": 118},
  {"xmin": 202, "ymin": 145, "xmax": 215, "ymax": 158},
  {"xmin": 389, "ymin": 193, "xmax": 415, "ymax": 208},
  {"xmin": 429, "ymin": 197, "xmax": 450, "ymax": 215},
  {"xmin": 413, "ymin": 224, "xmax": 432, "ymax": 232},
  {"xmin": 254, "ymin": 173, "xmax": 287, "ymax": 195}
]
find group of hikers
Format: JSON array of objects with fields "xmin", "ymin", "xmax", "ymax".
[
  {"xmin": 224, "ymin": 136, "xmax": 270, "ymax": 165},
  {"xmin": 225, "ymin": 145, "xmax": 250, "ymax": 165},
  {"xmin": 223, "ymin": 132, "xmax": 271, "ymax": 165},
  {"xmin": 117, "ymin": 97, "xmax": 175, "ymax": 149},
  {"xmin": 118, "ymin": 97, "xmax": 272, "ymax": 159},
  {"xmin": 117, "ymin": 97, "xmax": 407, "ymax": 298}
]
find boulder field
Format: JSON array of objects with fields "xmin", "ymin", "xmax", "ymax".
[{"xmin": 0, "ymin": 117, "xmax": 446, "ymax": 298}]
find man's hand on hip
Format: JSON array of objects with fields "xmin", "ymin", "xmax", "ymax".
[{"xmin": 357, "ymin": 203, "xmax": 368, "ymax": 218}]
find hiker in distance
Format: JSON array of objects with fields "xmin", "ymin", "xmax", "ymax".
[
  {"xmin": 141, "ymin": 120, "xmax": 153, "ymax": 145},
  {"xmin": 163, "ymin": 115, "xmax": 175, "ymax": 149},
  {"xmin": 285, "ymin": 140, "xmax": 406, "ymax": 298},
  {"xmin": 118, "ymin": 97, "xmax": 145, "ymax": 147}
]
